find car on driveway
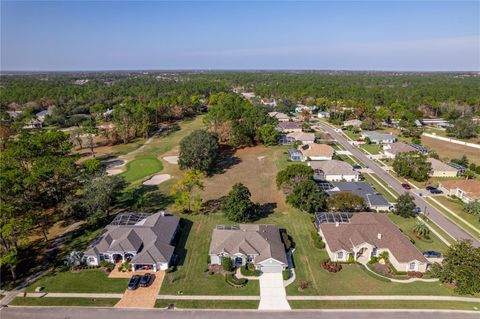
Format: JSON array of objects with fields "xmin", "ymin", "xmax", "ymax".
[
  {"xmin": 401, "ymin": 183, "xmax": 411, "ymax": 190},
  {"xmin": 429, "ymin": 188, "xmax": 443, "ymax": 194},
  {"xmin": 127, "ymin": 275, "xmax": 141, "ymax": 290},
  {"xmin": 423, "ymin": 251, "xmax": 442, "ymax": 258},
  {"xmin": 426, "ymin": 185, "xmax": 435, "ymax": 191},
  {"xmin": 139, "ymin": 273, "xmax": 154, "ymax": 287},
  {"xmin": 353, "ymin": 164, "xmax": 362, "ymax": 170}
]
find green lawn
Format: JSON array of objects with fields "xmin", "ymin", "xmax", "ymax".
[
  {"xmin": 155, "ymin": 299, "xmax": 259, "ymax": 309},
  {"xmin": 360, "ymin": 143, "xmax": 382, "ymax": 155},
  {"xmin": 343, "ymin": 130, "xmax": 360, "ymax": 140},
  {"xmin": 159, "ymin": 213, "xmax": 260, "ymax": 296},
  {"xmin": 10, "ymin": 297, "xmax": 120, "ymax": 307},
  {"xmin": 25, "ymin": 269, "xmax": 129, "ymax": 293},
  {"xmin": 387, "ymin": 213, "xmax": 449, "ymax": 254},
  {"xmin": 289, "ymin": 300, "xmax": 480, "ymax": 310},
  {"xmin": 432, "ymin": 196, "xmax": 480, "ymax": 231},
  {"xmin": 121, "ymin": 156, "xmax": 164, "ymax": 183}
]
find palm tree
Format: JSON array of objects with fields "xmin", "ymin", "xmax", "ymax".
[{"xmin": 413, "ymin": 221, "xmax": 430, "ymax": 238}]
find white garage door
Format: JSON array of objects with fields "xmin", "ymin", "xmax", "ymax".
[{"xmin": 260, "ymin": 265, "xmax": 283, "ymax": 273}]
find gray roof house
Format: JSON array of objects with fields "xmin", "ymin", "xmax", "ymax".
[
  {"xmin": 360, "ymin": 131, "xmax": 396, "ymax": 144},
  {"xmin": 209, "ymin": 224, "xmax": 288, "ymax": 273},
  {"xmin": 84, "ymin": 212, "xmax": 180, "ymax": 272},
  {"xmin": 327, "ymin": 182, "xmax": 391, "ymax": 211}
]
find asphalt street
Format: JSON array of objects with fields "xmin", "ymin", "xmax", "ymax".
[
  {"xmin": 315, "ymin": 121, "xmax": 480, "ymax": 247},
  {"xmin": 1, "ymin": 308, "xmax": 479, "ymax": 319}
]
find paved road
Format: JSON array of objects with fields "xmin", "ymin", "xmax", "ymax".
[
  {"xmin": 316, "ymin": 122, "xmax": 480, "ymax": 247},
  {"xmin": 1, "ymin": 308, "xmax": 479, "ymax": 319}
]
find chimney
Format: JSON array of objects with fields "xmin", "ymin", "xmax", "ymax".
[{"xmin": 377, "ymin": 233, "xmax": 382, "ymax": 239}]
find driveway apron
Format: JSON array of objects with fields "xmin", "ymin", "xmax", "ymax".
[
  {"xmin": 114, "ymin": 271, "xmax": 164, "ymax": 308},
  {"xmin": 258, "ymin": 273, "xmax": 291, "ymax": 310}
]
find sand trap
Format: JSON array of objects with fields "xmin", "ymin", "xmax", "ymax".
[
  {"xmin": 163, "ymin": 156, "xmax": 179, "ymax": 164},
  {"xmin": 143, "ymin": 174, "xmax": 171, "ymax": 185},
  {"xmin": 104, "ymin": 160, "xmax": 125, "ymax": 169},
  {"xmin": 257, "ymin": 156, "xmax": 266, "ymax": 160},
  {"xmin": 107, "ymin": 169, "xmax": 123, "ymax": 176}
]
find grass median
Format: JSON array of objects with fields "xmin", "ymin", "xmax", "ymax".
[
  {"xmin": 289, "ymin": 300, "xmax": 480, "ymax": 310},
  {"xmin": 10, "ymin": 297, "xmax": 120, "ymax": 307},
  {"xmin": 155, "ymin": 299, "xmax": 259, "ymax": 309}
]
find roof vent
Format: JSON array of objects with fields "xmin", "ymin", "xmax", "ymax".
[{"xmin": 377, "ymin": 233, "xmax": 382, "ymax": 239}]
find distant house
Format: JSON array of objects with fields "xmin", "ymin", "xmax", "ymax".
[
  {"xmin": 360, "ymin": 131, "xmax": 396, "ymax": 144},
  {"xmin": 308, "ymin": 160, "xmax": 360, "ymax": 182},
  {"xmin": 427, "ymin": 158, "xmax": 459, "ymax": 177},
  {"xmin": 295, "ymin": 104, "xmax": 317, "ymax": 113},
  {"xmin": 23, "ymin": 118, "xmax": 43, "ymax": 129},
  {"xmin": 276, "ymin": 121, "xmax": 303, "ymax": 133},
  {"xmin": 327, "ymin": 182, "xmax": 390, "ymax": 211},
  {"xmin": 84, "ymin": 212, "xmax": 180, "ymax": 272},
  {"xmin": 285, "ymin": 132, "xmax": 315, "ymax": 144},
  {"xmin": 438, "ymin": 180, "xmax": 480, "ymax": 204},
  {"xmin": 317, "ymin": 111, "xmax": 330, "ymax": 118},
  {"xmin": 382, "ymin": 142, "xmax": 417, "ymax": 159},
  {"xmin": 343, "ymin": 119, "xmax": 362, "ymax": 128},
  {"xmin": 209, "ymin": 224, "xmax": 288, "ymax": 273},
  {"xmin": 268, "ymin": 112, "xmax": 290, "ymax": 122},
  {"xmin": 6, "ymin": 110, "xmax": 22, "ymax": 118},
  {"xmin": 315, "ymin": 212, "xmax": 428, "ymax": 272},
  {"xmin": 298, "ymin": 143, "xmax": 334, "ymax": 161}
]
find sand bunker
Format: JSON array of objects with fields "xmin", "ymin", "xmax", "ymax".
[
  {"xmin": 107, "ymin": 169, "xmax": 123, "ymax": 176},
  {"xmin": 257, "ymin": 156, "xmax": 266, "ymax": 160},
  {"xmin": 142, "ymin": 174, "xmax": 171, "ymax": 185},
  {"xmin": 163, "ymin": 156, "xmax": 179, "ymax": 164},
  {"xmin": 105, "ymin": 160, "xmax": 125, "ymax": 168}
]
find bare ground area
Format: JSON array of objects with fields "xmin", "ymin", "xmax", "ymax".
[
  {"xmin": 421, "ymin": 136, "xmax": 480, "ymax": 165},
  {"xmin": 198, "ymin": 146, "xmax": 288, "ymax": 211}
]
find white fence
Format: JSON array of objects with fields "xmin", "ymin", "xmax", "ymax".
[{"xmin": 422, "ymin": 133, "xmax": 480, "ymax": 149}]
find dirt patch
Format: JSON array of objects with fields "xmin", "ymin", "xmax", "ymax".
[
  {"xmin": 199, "ymin": 146, "xmax": 287, "ymax": 211},
  {"xmin": 422, "ymin": 136, "xmax": 480, "ymax": 165},
  {"xmin": 143, "ymin": 174, "xmax": 171, "ymax": 185}
]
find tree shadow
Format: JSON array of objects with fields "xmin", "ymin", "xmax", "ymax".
[
  {"xmin": 117, "ymin": 185, "xmax": 173, "ymax": 213},
  {"xmin": 211, "ymin": 147, "xmax": 241, "ymax": 175},
  {"xmin": 253, "ymin": 202, "xmax": 277, "ymax": 221},
  {"xmin": 172, "ymin": 219, "xmax": 192, "ymax": 267}
]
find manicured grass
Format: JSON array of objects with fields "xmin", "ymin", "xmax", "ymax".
[
  {"xmin": 10, "ymin": 297, "xmax": 120, "ymax": 307},
  {"xmin": 343, "ymin": 130, "xmax": 360, "ymax": 140},
  {"xmin": 289, "ymin": 300, "xmax": 480, "ymax": 310},
  {"xmin": 432, "ymin": 196, "xmax": 480, "ymax": 231},
  {"xmin": 155, "ymin": 299, "xmax": 259, "ymax": 309},
  {"xmin": 387, "ymin": 213, "xmax": 449, "ymax": 254},
  {"xmin": 360, "ymin": 143, "xmax": 382, "ymax": 155},
  {"xmin": 159, "ymin": 213, "xmax": 260, "ymax": 296},
  {"xmin": 25, "ymin": 269, "xmax": 129, "ymax": 293},
  {"xmin": 121, "ymin": 156, "xmax": 163, "ymax": 183},
  {"xmin": 362, "ymin": 173, "xmax": 398, "ymax": 202}
]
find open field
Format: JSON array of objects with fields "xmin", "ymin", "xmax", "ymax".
[
  {"xmin": 10, "ymin": 297, "xmax": 120, "ymax": 307},
  {"xmin": 289, "ymin": 300, "xmax": 480, "ymax": 310},
  {"xmin": 25, "ymin": 269, "xmax": 129, "ymax": 293},
  {"xmin": 155, "ymin": 299, "xmax": 260, "ymax": 309},
  {"xmin": 421, "ymin": 136, "xmax": 480, "ymax": 165}
]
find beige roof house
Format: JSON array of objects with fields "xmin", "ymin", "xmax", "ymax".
[
  {"xmin": 276, "ymin": 121, "xmax": 302, "ymax": 133},
  {"xmin": 315, "ymin": 213, "xmax": 428, "ymax": 272},
  {"xmin": 286, "ymin": 131, "xmax": 315, "ymax": 144},
  {"xmin": 308, "ymin": 160, "xmax": 360, "ymax": 182},
  {"xmin": 343, "ymin": 119, "xmax": 362, "ymax": 127},
  {"xmin": 438, "ymin": 180, "xmax": 480, "ymax": 203},
  {"xmin": 427, "ymin": 158, "xmax": 458, "ymax": 177},
  {"xmin": 209, "ymin": 224, "xmax": 288, "ymax": 273},
  {"xmin": 268, "ymin": 111, "xmax": 290, "ymax": 122},
  {"xmin": 298, "ymin": 143, "xmax": 334, "ymax": 161},
  {"xmin": 383, "ymin": 142, "xmax": 416, "ymax": 158}
]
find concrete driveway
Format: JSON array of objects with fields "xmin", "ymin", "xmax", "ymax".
[
  {"xmin": 115, "ymin": 271, "xmax": 165, "ymax": 308},
  {"xmin": 258, "ymin": 273, "xmax": 290, "ymax": 310}
]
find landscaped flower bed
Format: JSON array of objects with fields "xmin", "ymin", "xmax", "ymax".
[
  {"xmin": 320, "ymin": 260, "xmax": 342, "ymax": 273},
  {"xmin": 225, "ymin": 274, "xmax": 248, "ymax": 288}
]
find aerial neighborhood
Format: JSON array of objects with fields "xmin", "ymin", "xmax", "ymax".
[{"xmin": 2, "ymin": 71, "xmax": 480, "ymax": 315}]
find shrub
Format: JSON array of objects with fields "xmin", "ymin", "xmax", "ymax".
[
  {"xmin": 207, "ymin": 255, "xmax": 211, "ymax": 264},
  {"xmin": 247, "ymin": 262, "xmax": 255, "ymax": 272},
  {"xmin": 222, "ymin": 257, "xmax": 233, "ymax": 272},
  {"xmin": 311, "ymin": 230, "xmax": 325, "ymax": 249},
  {"xmin": 225, "ymin": 274, "xmax": 247, "ymax": 287},
  {"xmin": 241, "ymin": 264, "xmax": 261, "ymax": 277},
  {"xmin": 407, "ymin": 271, "xmax": 424, "ymax": 278},
  {"xmin": 321, "ymin": 260, "xmax": 343, "ymax": 273},
  {"xmin": 298, "ymin": 280, "xmax": 311, "ymax": 292},
  {"xmin": 348, "ymin": 254, "xmax": 355, "ymax": 263},
  {"xmin": 368, "ymin": 256, "xmax": 378, "ymax": 264}
]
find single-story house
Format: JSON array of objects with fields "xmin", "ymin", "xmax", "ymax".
[
  {"xmin": 295, "ymin": 104, "xmax": 317, "ymax": 113},
  {"xmin": 427, "ymin": 158, "xmax": 459, "ymax": 177},
  {"xmin": 209, "ymin": 224, "xmax": 288, "ymax": 273},
  {"xmin": 308, "ymin": 160, "xmax": 360, "ymax": 182},
  {"xmin": 276, "ymin": 121, "xmax": 303, "ymax": 133},
  {"xmin": 327, "ymin": 181, "xmax": 391, "ymax": 211},
  {"xmin": 382, "ymin": 142, "xmax": 417, "ymax": 159},
  {"xmin": 286, "ymin": 132, "xmax": 315, "ymax": 144},
  {"xmin": 84, "ymin": 211, "xmax": 180, "ymax": 272},
  {"xmin": 360, "ymin": 131, "xmax": 396, "ymax": 144},
  {"xmin": 438, "ymin": 180, "xmax": 480, "ymax": 204},
  {"xmin": 298, "ymin": 143, "xmax": 334, "ymax": 161},
  {"xmin": 315, "ymin": 212, "xmax": 429, "ymax": 272},
  {"xmin": 268, "ymin": 111, "xmax": 290, "ymax": 122},
  {"xmin": 343, "ymin": 119, "xmax": 362, "ymax": 128},
  {"xmin": 317, "ymin": 111, "xmax": 330, "ymax": 118},
  {"xmin": 410, "ymin": 143, "xmax": 429, "ymax": 155}
]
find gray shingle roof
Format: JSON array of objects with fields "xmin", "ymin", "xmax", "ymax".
[{"xmin": 327, "ymin": 182, "xmax": 389, "ymax": 208}]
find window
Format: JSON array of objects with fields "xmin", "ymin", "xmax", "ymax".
[
  {"xmin": 409, "ymin": 262, "xmax": 416, "ymax": 270},
  {"xmin": 371, "ymin": 248, "xmax": 377, "ymax": 257},
  {"xmin": 99, "ymin": 254, "xmax": 105, "ymax": 261},
  {"xmin": 88, "ymin": 257, "xmax": 95, "ymax": 263},
  {"xmin": 337, "ymin": 252, "xmax": 344, "ymax": 260}
]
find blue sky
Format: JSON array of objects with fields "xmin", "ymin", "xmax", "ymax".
[{"xmin": 1, "ymin": 1, "xmax": 479, "ymax": 71}]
